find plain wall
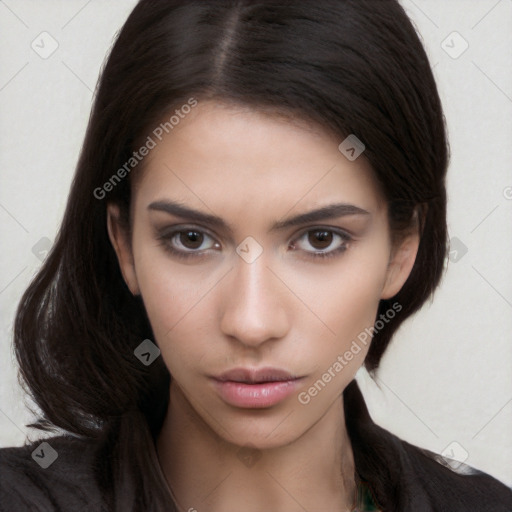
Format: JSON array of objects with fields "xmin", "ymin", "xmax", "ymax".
[{"xmin": 1, "ymin": 0, "xmax": 511, "ymax": 487}]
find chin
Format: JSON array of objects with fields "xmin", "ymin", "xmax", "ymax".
[
  {"xmin": 204, "ymin": 407, "xmax": 307, "ymax": 451},
  {"xmin": 225, "ymin": 427, "xmax": 302, "ymax": 453}
]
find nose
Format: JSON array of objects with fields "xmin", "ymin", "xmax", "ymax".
[{"xmin": 219, "ymin": 250, "xmax": 290, "ymax": 348}]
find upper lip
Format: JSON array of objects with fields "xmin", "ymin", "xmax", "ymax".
[{"xmin": 214, "ymin": 367, "xmax": 300, "ymax": 384}]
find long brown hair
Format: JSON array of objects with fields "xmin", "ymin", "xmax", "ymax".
[{"xmin": 13, "ymin": 1, "xmax": 449, "ymax": 509}]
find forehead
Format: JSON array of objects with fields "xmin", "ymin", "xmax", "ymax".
[{"xmin": 131, "ymin": 101, "xmax": 386, "ymax": 219}]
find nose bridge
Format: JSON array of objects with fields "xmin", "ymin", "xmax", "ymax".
[{"xmin": 220, "ymin": 248, "xmax": 289, "ymax": 346}]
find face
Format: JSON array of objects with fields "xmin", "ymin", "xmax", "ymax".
[{"xmin": 108, "ymin": 100, "xmax": 418, "ymax": 449}]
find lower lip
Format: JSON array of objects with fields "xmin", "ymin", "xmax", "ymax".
[{"xmin": 211, "ymin": 379, "xmax": 302, "ymax": 408}]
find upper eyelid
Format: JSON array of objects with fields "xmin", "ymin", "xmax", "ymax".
[
  {"xmin": 156, "ymin": 224, "xmax": 353, "ymax": 249},
  {"xmin": 156, "ymin": 223, "xmax": 354, "ymax": 238}
]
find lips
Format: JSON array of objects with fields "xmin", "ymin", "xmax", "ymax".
[
  {"xmin": 211, "ymin": 367, "xmax": 303, "ymax": 408},
  {"xmin": 215, "ymin": 367, "xmax": 299, "ymax": 384}
]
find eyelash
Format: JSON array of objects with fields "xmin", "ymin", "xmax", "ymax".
[{"xmin": 155, "ymin": 226, "xmax": 352, "ymax": 261}]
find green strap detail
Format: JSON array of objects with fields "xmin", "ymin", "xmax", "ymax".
[{"xmin": 354, "ymin": 478, "xmax": 381, "ymax": 511}]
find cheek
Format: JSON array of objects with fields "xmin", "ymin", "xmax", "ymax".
[
  {"xmin": 290, "ymin": 245, "xmax": 390, "ymax": 375},
  {"xmin": 137, "ymin": 278, "xmax": 209, "ymax": 381},
  {"xmin": 288, "ymin": 245, "xmax": 389, "ymax": 338},
  {"xmin": 292, "ymin": 258, "xmax": 389, "ymax": 410},
  {"xmin": 131, "ymin": 223, "xmax": 208, "ymax": 323},
  {"xmin": 301, "ymin": 270, "xmax": 384, "ymax": 374},
  {"xmin": 131, "ymin": 243, "xmax": 223, "ymax": 369}
]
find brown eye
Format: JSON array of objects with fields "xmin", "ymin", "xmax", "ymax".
[
  {"xmin": 179, "ymin": 230, "xmax": 204, "ymax": 249},
  {"xmin": 156, "ymin": 226, "xmax": 219, "ymax": 259},
  {"xmin": 290, "ymin": 227, "xmax": 351, "ymax": 260},
  {"xmin": 308, "ymin": 230, "xmax": 333, "ymax": 250}
]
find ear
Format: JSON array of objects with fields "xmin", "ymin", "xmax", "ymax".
[
  {"xmin": 380, "ymin": 229, "xmax": 420, "ymax": 300},
  {"xmin": 106, "ymin": 203, "xmax": 140, "ymax": 296}
]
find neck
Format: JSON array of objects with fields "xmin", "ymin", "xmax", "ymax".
[{"xmin": 156, "ymin": 382, "xmax": 357, "ymax": 512}]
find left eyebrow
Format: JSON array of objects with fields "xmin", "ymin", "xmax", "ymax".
[{"xmin": 147, "ymin": 199, "xmax": 370, "ymax": 235}]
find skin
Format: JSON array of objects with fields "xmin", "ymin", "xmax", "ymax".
[{"xmin": 107, "ymin": 100, "xmax": 419, "ymax": 512}]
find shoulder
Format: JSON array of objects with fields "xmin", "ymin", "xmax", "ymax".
[
  {"xmin": 0, "ymin": 434, "xmax": 106, "ymax": 512},
  {"xmin": 343, "ymin": 380, "xmax": 512, "ymax": 511},
  {"xmin": 360, "ymin": 423, "xmax": 512, "ymax": 511},
  {"xmin": 396, "ymin": 438, "xmax": 512, "ymax": 512}
]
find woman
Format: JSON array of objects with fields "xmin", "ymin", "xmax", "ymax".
[{"xmin": 1, "ymin": 0, "xmax": 511, "ymax": 511}]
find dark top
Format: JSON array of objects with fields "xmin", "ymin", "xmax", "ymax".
[{"xmin": 1, "ymin": 380, "xmax": 511, "ymax": 511}]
